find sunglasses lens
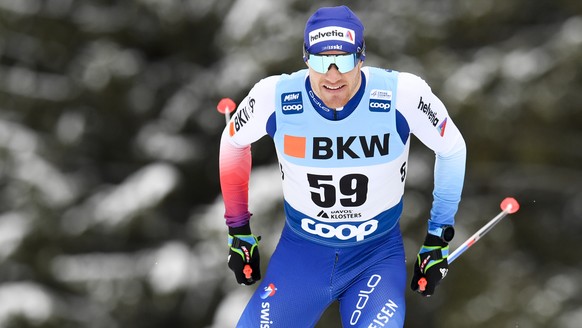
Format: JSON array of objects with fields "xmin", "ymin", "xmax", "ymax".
[{"xmin": 308, "ymin": 53, "xmax": 357, "ymax": 73}]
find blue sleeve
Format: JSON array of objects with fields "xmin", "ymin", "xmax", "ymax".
[{"xmin": 428, "ymin": 136, "xmax": 466, "ymax": 232}]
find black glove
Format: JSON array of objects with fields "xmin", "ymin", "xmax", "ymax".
[
  {"xmin": 227, "ymin": 223, "xmax": 261, "ymax": 285},
  {"xmin": 411, "ymin": 233, "xmax": 449, "ymax": 297}
]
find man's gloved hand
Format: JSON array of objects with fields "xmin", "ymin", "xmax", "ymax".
[
  {"xmin": 228, "ymin": 223, "xmax": 261, "ymax": 285},
  {"xmin": 411, "ymin": 233, "xmax": 449, "ymax": 297}
]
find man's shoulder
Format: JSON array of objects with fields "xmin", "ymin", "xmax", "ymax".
[
  {"xmin": 398, "ymin": 71, "xmax": 426, "ymax": 84},
  {"xmin": 254, "ymin": 69, "xmax": 307, "ymax": 89},
  {"xmin": 365, "ymin": 66, "xmax": 427, "ymax": 87},
  {"xmin": 393, "ymin": 71, "xmax": 431, "ymax": 93}
]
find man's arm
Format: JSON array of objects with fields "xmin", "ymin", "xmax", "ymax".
[
  {"xmin": 398, "ymin": 72, "xmax": 467, "ymax": 296},
  {"xmin": 396, "ymin": 72, "xmax": 467, "ymax": 230},
  {"xmin": 429, "ymin": 135, "xmax": 466, "ymax": 232},
  {"xmin": 219, "ymin": 130, "xmax": 252, "ymax": 227},
  {"xmin": 218, "ymin": 75, "xmax": 279, "ymax": 228},
  {"xmin": 218, "ymin": 76, "xmax": 278, "ymax": 285}
]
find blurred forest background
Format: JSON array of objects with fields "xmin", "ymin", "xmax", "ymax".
[{"xmin": 1, "ymin": 0, "xmax": 582, "ymax": 327}]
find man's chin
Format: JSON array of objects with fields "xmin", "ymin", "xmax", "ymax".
[{"xmin": 321, "ymin": 96, "xmax": 348, "ymax": 109}]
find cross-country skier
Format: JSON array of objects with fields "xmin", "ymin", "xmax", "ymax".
[{"xmin": 219, "ymin": 5, "xmax": 466, "ymax": 327}]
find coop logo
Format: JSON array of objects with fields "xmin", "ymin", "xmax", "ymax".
[
  {"xmin": 281, "ymin": 92, "xmax": 303, "ymax": 114},
  {"xmin": 369, "ymin": 101, "xmax": 391, "ymax": 111},
  {"xmin": 369, "ymin": 89, "xmax": 392, "ymax": 112},
  {"xmin": 260, "ymin": 283, "xmax": 277, "ymax": 299},
  {"xmin": 309, "ymin": 26, "xmax": 355, "ymax": 46},
  {"xmin": 301, "ymin": 219, "xmax": 378, "ymax": 241}
]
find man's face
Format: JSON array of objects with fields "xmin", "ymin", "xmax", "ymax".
[{"xmin": 307, "ymin": 51, "xmax": 363, "ymax": 109}]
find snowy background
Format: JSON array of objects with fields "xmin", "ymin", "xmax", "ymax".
[{"xmin": 1, "ymin": 0, "xmax": 582, "ymax": 327}]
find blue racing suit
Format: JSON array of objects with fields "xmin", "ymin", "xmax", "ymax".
[{"xmin": 219, "ymin": 67, "xmax": 466, "ymax": 327}]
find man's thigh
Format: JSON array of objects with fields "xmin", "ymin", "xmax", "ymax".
[
  {"xmin": 338, "ymin": 244, "xmax": 407, "ymax": 327},
  {"xmin": 236, "ymin": 227, "xmax": 337, "ymax": 328}
]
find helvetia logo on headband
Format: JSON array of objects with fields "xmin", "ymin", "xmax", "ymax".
[{"xmin": 309, "ymin": 26, "xmax": 355, "ymax": 46}]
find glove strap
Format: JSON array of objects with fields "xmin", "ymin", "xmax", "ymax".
[
  {"xmin": 418, "ymin": 245, "xmax": 449, "ymax": 273},
  {"xmin": 228, "ymin": 234, "xmax": 260, "ymax": 248},
  {"xmin": 228, "ymin": 234, "xmax": 260, "ymax": 262},
  {"xmin": 419, "ymin": 245, "xmax": 449, "ymax": 258}
]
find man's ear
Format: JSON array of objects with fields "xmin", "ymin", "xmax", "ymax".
[{"xmin": 358, "ymin": 43, "xmax": 366, "ymax": 62}]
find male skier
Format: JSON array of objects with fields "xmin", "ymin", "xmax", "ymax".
[{"xmin": 219, "ymin": 5, "xmax": 466, "ymax": 327}]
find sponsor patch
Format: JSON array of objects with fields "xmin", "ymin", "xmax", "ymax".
[
  {"xmin": 309, "ymin": 26, "xmax": 355, "ymax": 46},
  {"xmin": 260, "ymin": 283, "xmax": 278, "ymax": 299},
  {"xmin": 229, "ymin": 97, "xmax": 255, "ymax": 136},
  {"xmin": 417, "ymin": 96, "xmax": 440, "ymax": 127},
  {"xmin": 281, "ymin": 92, "xmax": 303, "ymax": 114},
  {"xmin": 369, "ymin": 89, "xmax": 392, "ymax": 112},
  {"xmin": 370, "ymin": 89, "xmax": 392, "ymax": 101}
]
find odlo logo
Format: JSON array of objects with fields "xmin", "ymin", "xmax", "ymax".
[
  {"xmin": 350, "ymin": 274, "xmax": 382, "ymax": 325},
  {"xmin": 281, "ymin": 92, "xmax": 303, "ymax": 114}
]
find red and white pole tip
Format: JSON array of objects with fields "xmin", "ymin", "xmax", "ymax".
[
  {"xmin": 500, "ymin": 197, "xmax": 520, "ymax": 214},
  {"xmin": 217, "ymin": 98, "xmax": 236, "ymax": 124}
]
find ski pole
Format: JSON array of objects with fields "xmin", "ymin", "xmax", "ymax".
[
  {"xmin": 418, "ymin": 197, "xmax": 520, "ymax": 292},
  {"xmin": 217, "ymin": 97, "xmax": 236, "ymax": 125}
]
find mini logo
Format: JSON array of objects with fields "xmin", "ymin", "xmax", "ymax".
[
  {"xmin": 283, "ymin": 93, "xmax": 300, "ymax": 102},
  {"xmin": 260, "ymin": 283, "xmax": 277, "ymax": 299},
  {"xmin": 281, "ymin": 92, "xmax": 303, "ymax": 114}
]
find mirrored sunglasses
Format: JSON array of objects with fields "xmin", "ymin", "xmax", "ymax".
[{"xmin": 307, "ymin": 53, "xmax": 359, "ymax": 74}]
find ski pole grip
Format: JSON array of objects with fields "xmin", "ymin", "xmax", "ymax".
[
  {"xmin": 418, "ymin": 277, "xmax": 427, "ymax": 292},
  {"xmin": 243, "ymin": 264, "xmax": 253, "ymax": 279}
]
